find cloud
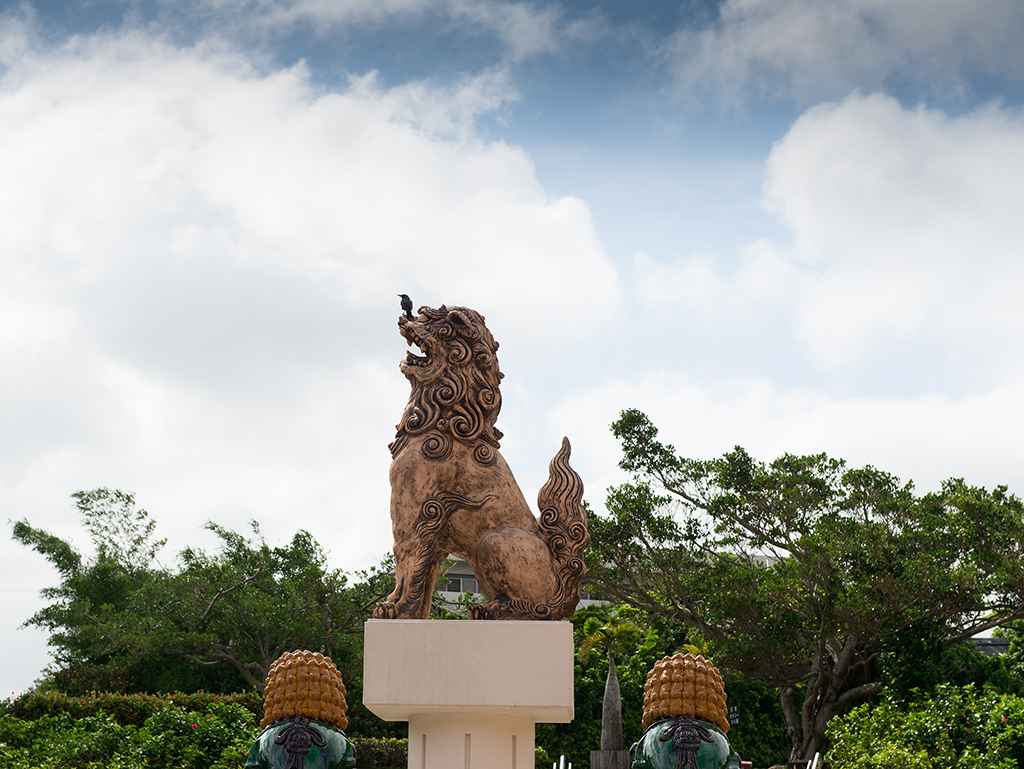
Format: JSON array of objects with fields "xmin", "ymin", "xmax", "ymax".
[
  {"xmin": 667, "ymin": 0, "xmax": 1024, "ymax": 103},
  {"xmin": 766, "ymin": 92, "xmax": 1024, "ymax": 368},
  {"xmin": 546, "ymin": 372, "xmax": 1024, "ymax": 519},
  {"xmin": 171, "ymin": 0, "xmax": 563, "ymax": 61},
  {"xmin": 633, "ymin": 238, "xmax": 806, "ymax": 322},
  {"xmin": 0, "ymin": 27, "xmax": 618, "ymax": 693},
  {"xmin": 633, "ymin": 92, "xmax": 1024, "ymax": 378}
]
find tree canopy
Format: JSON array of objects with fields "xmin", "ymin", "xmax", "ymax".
[
  {"xmin": 586, "ymin": 409, "xmax": 1024, "ymax": 761},
  {"xmin": 13, "ymin": 489, "xmax": 394, "ymax": 701}
]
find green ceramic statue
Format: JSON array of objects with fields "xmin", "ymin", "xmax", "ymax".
[
  {"xmin": 245, "ymin": 650, "xmax": 356, "ymax": 769},
  {"xmin": 631, "ymin": 653, "xmax": 741, "ymax": 769}
]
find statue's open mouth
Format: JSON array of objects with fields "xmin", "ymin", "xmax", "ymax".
[{"xmin": 402, "ymin": 325, "xmax": 430, "ymax": 367}]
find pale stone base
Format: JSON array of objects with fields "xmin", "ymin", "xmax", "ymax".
[
  {"xmin": 408, "ymin": 712, "xmax": 535, "ymax": 769},
  {"xmin": 362, "ymin": 619, "xmax": 575, "ymax": 769}
]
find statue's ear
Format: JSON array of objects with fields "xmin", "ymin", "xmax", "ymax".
[{"xmin": 447, "ymin": 309, "xmax": 476, "ymax": 338}]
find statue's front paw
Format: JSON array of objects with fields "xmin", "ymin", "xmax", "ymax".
[{"xmin": 373, "ymin": 602, "xmax": 398, "ymax": 619}]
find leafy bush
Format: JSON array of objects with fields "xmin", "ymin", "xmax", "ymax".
[
  {"xmin": 827, "ymin": 684, "xmax": 1024, "ymax": 769},
  {"xmin": 136, "ymin": 702, "xmax": 258, "ymax": 769},
  {"xmin": 0, "ymin": 701, "xmax": 259, "ymax": 769},
  {"xmin": 351, "ymin": 736, "xmax": 407, "ymax": 767},
  {"xmin": 1, "ymin": 690, "xmax": 262, "ymax": 725}
]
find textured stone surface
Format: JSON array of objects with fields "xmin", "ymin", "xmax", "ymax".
[
  {"xmin": 362, "ymin": 618, "xmax": 574, "ymax": 720},
  {"xmin": 373, "ymin": 304, "xmax": 589, "ymax": 621}
]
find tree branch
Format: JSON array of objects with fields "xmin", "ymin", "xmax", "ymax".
[{"xmin": 197, "ymin": 569, "xmax": 263, "ymax": 629}]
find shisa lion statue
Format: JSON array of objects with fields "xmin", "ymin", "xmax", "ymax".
[
  {"xmin": 373, "ymin": 303, "xmax": 590, "ymax": 621},
  {"xmin": 631, "ymin": 653, "xmax": 741, "ymax": 769},
  {"xmin": 246, "ymin": 650, "xmax": 356, "ymax": 769}
]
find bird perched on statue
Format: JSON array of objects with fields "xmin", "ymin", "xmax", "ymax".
[{"xmin": 398, "ymin": 294, "xmax": 414, "ymax": 320}]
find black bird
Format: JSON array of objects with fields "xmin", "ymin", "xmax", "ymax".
[{"xmin": 398, "ymin": 293, "xmax": 414, "ymax": 320}]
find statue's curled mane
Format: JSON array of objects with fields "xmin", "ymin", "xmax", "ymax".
[{"xmin": 389, "ymin": 305, "xmax": 504, "ymax": 460}]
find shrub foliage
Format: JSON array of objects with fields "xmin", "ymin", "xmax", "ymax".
[
  {"xmin": 827, "ymin": 685, "xmax": 1024, "ymax": 769},
  {"xmin": 0, "ymin": 699, "xmax": 258, "ymax": 769}
]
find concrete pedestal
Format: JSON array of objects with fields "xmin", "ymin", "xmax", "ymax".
[{"xmin": 363, "ymin": 619, "xmax": 575, "ymax": 769}]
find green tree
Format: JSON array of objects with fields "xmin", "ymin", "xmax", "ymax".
[
  {"xmin": 13, "ymin": 490, "xmax": 394, "ymax": 710},
  {"xmin": 11, "ymin": 488, "xmax": 189, "ymax": 692},
  {"xmin": 98, "ymin": 521, "xmax": 393, "ymax": 692},
  {"xmin": 579, "ymin": 612, "xmax": 656, "ymax": 752},
  {"xmin": 586, "ymin": 409, "xmax": 1024, "ymax": 762}
]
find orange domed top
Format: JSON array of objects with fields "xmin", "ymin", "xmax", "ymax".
[
  {"xmin": 641, "ymin": 653, "xmax": 728, "ymax": 733},
  {"xmin": 259, "ymin": 650, "xmax": 348, "ymax": 732}
]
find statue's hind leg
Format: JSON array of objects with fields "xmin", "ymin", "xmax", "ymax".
[{"xmin": 468, "ymin": 527, "xmax": 559, "ymax": 620}]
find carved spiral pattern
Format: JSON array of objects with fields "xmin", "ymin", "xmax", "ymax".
[
  {"xmin": 405, "ymin": 407, "xmax": 425, "ymax": 431},
  {"xmin": 421, "ymin": 432, "xmax": 453, "ymax": 461},
  {"xmin": 391, "ymin": 306, "xmax": 503, "ymax": 456},
  {"xmin": 432, "ymin": 374, "xmax": 466, "ymax": 406},
  {"xmin": 472, "ymin": 443, "xmax": 496, "ymax": 466},
  {"xmin": 404, "ymin": 399, "xmax": 442, "ymax": 436},
  {"xmin": 420, "ymin": 498, "xmax": 445, "ymax": 529},
  {"xmin": 447, "ymin": 339, "xmax": 472, "ymax": 366},
  {"xmin": 413, "ymin": 492, "xmax": 493, "ymax": 543},
  {"xmin": 543, "ymin": 520, "xmax": 566, "ymax": 554},
  {"xmin": 536, "ymin": 437, "xmax": 590, "ymax": 617},
  {"xmin": 543, "ymin": 519, "xmax": 589, "ymax": 563},
  {"xmin": 450, "ymin": 406, "xmax": 481, "ymax": 441}
]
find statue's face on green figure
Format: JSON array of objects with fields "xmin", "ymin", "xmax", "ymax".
[{"xmin": 631, "ymin": 717, "xmax": 740, "ymax": 769}]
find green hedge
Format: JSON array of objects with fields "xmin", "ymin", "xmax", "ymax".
[
  {"xmin": 350, "ymin": 737, "xmax": 407, "ymax": 767},
  {"xmin": 2, "ymin": 690, "xmax": 263, "ymax": 725},
  {"xmin": 1, "ymin": 693, "xmax": 549, "ymax": 768},
  {"xmin": 0, "ymin": 701, "xmax": 258, "ymax": 768},
  {"xmin": 827, "ymin": 684, "xmax": 1024, "ymax": 768}
]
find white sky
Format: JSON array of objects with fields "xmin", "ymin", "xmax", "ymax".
[{"xmin": 2, "ymin": 0, "xmax": 1024, "ymax": 697}]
